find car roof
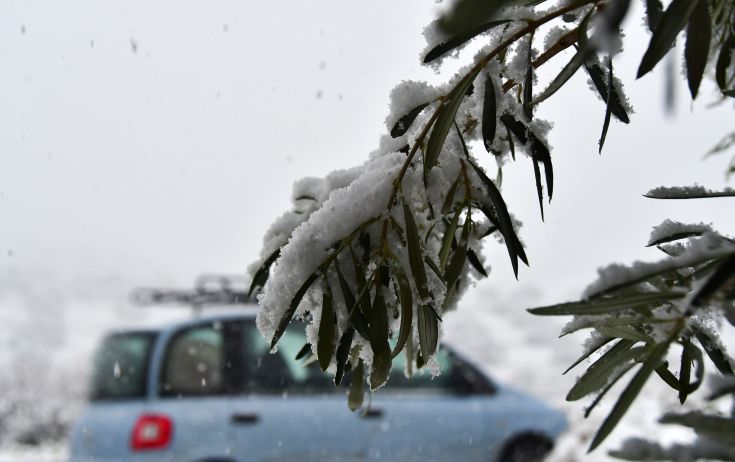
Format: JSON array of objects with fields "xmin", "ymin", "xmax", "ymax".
[{"xmin": 105, "ymin": 304, "xmax": 260, "ymax": 336}]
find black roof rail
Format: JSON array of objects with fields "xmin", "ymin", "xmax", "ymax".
[{"xmin": 130, "ymin": 274, "xmax": 255, "ymax": 311}]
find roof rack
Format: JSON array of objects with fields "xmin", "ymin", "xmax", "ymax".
[{"xmin": 130, "ymin": 274, "xmax": 254, "ymax": 314}]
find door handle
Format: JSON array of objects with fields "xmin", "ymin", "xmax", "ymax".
[
  {"xmin": 231, "ymin": 413, "xmax": 259, "ymax": 424},
  {"xmin": 361, "ymin": 408, "xmax": 383, "ymax": 418}
]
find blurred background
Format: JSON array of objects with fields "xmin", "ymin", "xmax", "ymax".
[{"xmin": 1, "ymin": 1, "xmax": 734, "ymax": 460}]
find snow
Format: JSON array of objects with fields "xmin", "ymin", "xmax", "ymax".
[
  {"xmin": 583, "ymin": 232, "xmax": 735, "ymax": 298},
  {"xmin": 646, "ymin": 184, "xmax": 735, "ymax": 199},
  {"xmin": 255, "ymin": 152, "xmax": 405, "ymax": 341},
  {"xmin": 647, "ymin": 219, "xmax": 714, "ymax": 247}
]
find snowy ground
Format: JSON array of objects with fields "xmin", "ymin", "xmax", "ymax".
[{"xmin": 0, "ymin": 270, "xmax": 732, "ymax": 462}]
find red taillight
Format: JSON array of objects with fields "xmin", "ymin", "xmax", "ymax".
[{"xmin": 130, "ymin": 414, "xmax": 173, "ymax": 451}]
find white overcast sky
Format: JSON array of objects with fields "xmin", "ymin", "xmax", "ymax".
[{"xmin": 1, "ymin": 0, "xmax": 734, "ymax": 306}]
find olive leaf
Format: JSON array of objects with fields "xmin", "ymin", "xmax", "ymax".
[
  {"xmin": 441, "ymin": 175, "xmax": 461, "ymax": 215},
  {"xmin": 425, "ymin": 67, "xmax": 482, "ymax": 182},
  {"xmin": 598, "ymin": 58, "xmax": 614, "ymax": 153},
  {"xmin": 248, "ymin": 248, "xmax": 280, "ymax": 296},
  {"xmin": 645, "ymin": 0, "xmax": 664, "ymax": 32},
  {"xmin": 467, "ymin": 158, "xmax": 528, "ymax": 277},
  {"xmin": 467, "ymin": 249, "xmax": 488, "ymax": 277},
  {"xmin": 528, "ymin": 291, "xmax": 685, "ymax": 316},
  {"xmin": 390, "ymin": 262, "xmax": 414, "ymax": 358},
  {"xmin": 317, "ymin": 280, "xmax": 336, "ymax": 371},
  {"xmin": 637, "ymin": 0, "xmax": 699, "ymax": 79},
  {"xmin": 424, "ymin": 20, "xmax": 512, "ymax": 63},
  {"xmin": 348, "ymin": 359, "xmax": 365, "ymax": 411},
  {"xmin": 444, "ymin": 210, "xmax": 471, "ymax": 290},
  {"xmin": 692, "ymin": 325, "xmax": 734, "ymax": 375},
  {"xmin": 564, "ymin": 337, "xmax": 613, "ymax": 375},
  {"xmin": 271, "ymin": 271, "xmax": 319, "ymax": 349},
  {"xmin": 368, "ymin": 265, "xmax": 392, "ymax": 390},
  {"xmin": 684, "ymin": 0, "xmax": 711, "ymax": 99},
  {"xmin": 335, "ymin": 263, "xmax": 371, "ymax": 340},
  {"xmin": 716, "ymin": 35, "xmax": 735, "ymax": 92},
  {"xmin": 417, "ymin": 304, "xmax": 439, "ymax": 361},
  {"xmin": 482, "ymin": 74, "xmax": 498, "ymax": 151},
  {"xmin": 588, "ymin": 339, "xmax": 673, "ymax": 451},
  {"xmin": 334, "ymin": 329, "xmax": 355, "ymax": 386},
  {"xmin": 391, "ymin": 103, "xmax": 430, "ymax": 138},
  {"xmin": 566, "ymin": 340, "xmax": 640, "ymax": 401}
]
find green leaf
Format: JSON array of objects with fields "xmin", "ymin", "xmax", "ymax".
[
  {"xmin": 248, "ymin": 248, "xmax": 280, "ymax": 296},
  {"xmin": 505, "ymin": 125, "xmax": 516, "ymax": 160},
  {"xmin": 588, "ymin": 251, "xmax": 729, "ymax": 298},
  {"xmin": 716, "ymin": 35, "xmax": 735, "ymax": 91},
  {"xmin": 467, "ymin": 248, "xmax": 488, "ymax": 277},
  {"xmin": 645, "ymin": 0, "xmax": 664, "ymax": 32},
  {"xmin": 645, "ymin": 189, "xmax": 735, "ymax": 199},
  {"xmin": 655, "ymin": 362, "xmax": 681, "ymax": 390},
  {"xmin": 424, "ymin": 20, "xmax": 512, "ymax": 63},
  {"xmin": 584, "ymin": 59, "xmax": 630, "ymax": 124},
  {"xmin": 391, "ymin": 103, "xmax": 430, "ymax": 138},
  {"xmin": 529, "ymin": 132, "xmax": 553, "ymax": 219},
  {"xmin": 584, "ymin": 362, "xmax": 636, "ymax": 418},
  {"xmin": 678, "ymin": 339, "xmax": 704, "ymax": 403},
  {"xmin": 441, "ymin": 175, "xmax": 461, "ymax": 215},
  {"xmin": 690, "ymin": 253, "xmax": 735, "ymax": 308},
  {"xmin": 692, "ymin": 325, "xmax": 734, "ymax": 375},
  {"xmin": 368, "ymin": 265, "xmax": 392, "ymax": 390},
  {"xmin": 271, "ymin": 271, "xmax": 319, "ymax": 349},
  {"xmin": 403, "ymin": 201, "xmax": 430, "ymax": 300},
  {"xmin": 389, "ymin": 215, "xmax": 407, "ymax": 247},
  {"xmin": 439, "ymin": 209, "xmax": 462, "ymax": 270},
  {"xmin": 391, "ymin": 263, "xmax": 414, "ymax": 358},
  {"xmin": 424, "ymin": 67, "xmax": 482, "ymax": 181},
  {"xmin": 588, "ymin": 339, "xmax": 672, "ymax": 451},
  {"xmin": 564, "ymin": 337, "xmax": 614, "ymax": 375},
  {"xmin": 418, "ymin": 304, "xmax": 439, "ymax": 361},
  {"xmin": 646, "ymin": 231, "xmax": 709, "ymax": 247},
  {"xmin": 567, "ymin": 341, "xmax": 641, "ymax": 401},
  {"xmin": 531, "ymin": 46, "xmax": 590, "ymax": 107},
  {"xmin": 424, "ymin": 255, "xmax": 445, "ymax": 284},
  {"xmin": 317, "ymin": 280, "xmax": 336, "ymax": 371},
  {"xmin": 528, "ymin": 291, "xmax": 685, "ymax": 316},
  {"xmin": 598, "ymin": 58, "xmax": 614, "ymax": 153},
  {"xmin": 482, "ymin": 74, "xmax": 498, "ymax": 151},
  {"xmin": 467, "ymin": 158, "xmax": 528, "ymax": 278},
  {"xmin": 499, "ymin": 114, "xmax": 528, "ymax": 143},
  {"xmin": 522, "ymin": 34, "xmax": 534, "ymax": 121},
  {"xmin": 637, "ymin": 0, "xmax": 698, "ymax": 79},
  {"xmin": 335, "ymin": 263, "xmax": 371, "ymax": 340},
  {"xmin": 532, "ymin": 8, "xmax": 594, "ymax": 107},
  {"xmin": 684, "ymin": 0, "xmax": 711, "ymax": 99},
  {"xmin": 334, "ymin": 328, "xmax": 354, "ymax": 385},
  {"xmin": 597, "ymin": 325, "xmax": 651, "ymax": 343},
  {"xmin": 445, "ymin": 212, "xmax": 471, "ymax": 290},
  {"xmin": 295, "ymin": 342, "xmax": 311, "ymax": 361},
  {"xmin": 351, "ymin": 248, "xmax": 374, "ymax": 321},
  {"xmin": 348, "ymin": 359, "xmax": 365, "ymax": 411}
]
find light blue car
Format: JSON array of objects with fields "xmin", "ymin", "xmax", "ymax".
[{"xmin": 69, "ymin": 307, "xmax": 567, "ymax": 462}]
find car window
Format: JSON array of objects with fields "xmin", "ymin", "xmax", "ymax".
[
  {"xmin": 236, "ymin": 321, "xmax": 335, "ymax": 394},
  {"xmin": 160, "ymin": 323, "xmax": 225, "ymax": 396},
  {"xmin": 89, "ymin": 332, "xmax": 156, "ymax": 401}
]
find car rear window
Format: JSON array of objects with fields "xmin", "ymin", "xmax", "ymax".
[{"xmin": 89, "ymin": 332, "xmax": 156, "ymax": 400}]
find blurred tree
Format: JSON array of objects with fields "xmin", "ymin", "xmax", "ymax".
[{"xmin": 249, "ymin": 0, "xmax": 735, "ymax": 458}]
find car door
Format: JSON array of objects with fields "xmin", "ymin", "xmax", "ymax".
[
  {"xmin": 363, "ymin": 348, "xmax": 502, "ymax": 462},
  {"xmin": 150, "ymin": 320, "xmax": 240, "ymax": 461},
  {"xmin": 227, "ymin": 320, "xmax": 372, "ymax": 462}
]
